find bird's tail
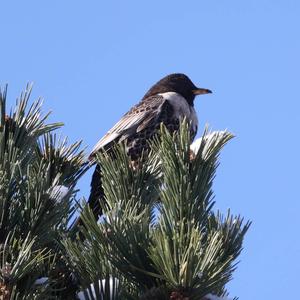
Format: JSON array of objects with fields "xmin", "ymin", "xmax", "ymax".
[{"xmin": 72, "ymin": 164, "xmax": 104, "ymax": 229}]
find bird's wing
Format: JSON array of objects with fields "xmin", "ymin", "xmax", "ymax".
[{"xmin": 89, "ymin": 95, "xmax": 166, "ymax": 158}]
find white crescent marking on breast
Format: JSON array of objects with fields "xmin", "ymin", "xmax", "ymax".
[{"xmin": 158, "ymin": 92, "xmax": 198, "ymax": 132}]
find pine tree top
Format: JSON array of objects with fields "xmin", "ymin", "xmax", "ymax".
[{"xmin": 0, "ymin": 85, "xmax": 250, "ymax": 300}]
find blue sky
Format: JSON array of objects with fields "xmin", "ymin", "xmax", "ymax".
[{"xmin": 1, "ymin": 1, "xmax": 299, "ymax": 299}]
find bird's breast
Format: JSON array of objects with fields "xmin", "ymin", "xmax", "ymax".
[{"xmin": 158, "ymin": 92, "xmax": 198, "ymax": 133}]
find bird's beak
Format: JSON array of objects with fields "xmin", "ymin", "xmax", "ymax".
[{"xmin": 192, "ymin": 88, "xmax": 212, "ymax": 95}]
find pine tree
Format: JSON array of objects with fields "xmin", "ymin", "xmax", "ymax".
[{"xmin": 0, "ymin": 84, "xmax": 250, "ymax": 300}]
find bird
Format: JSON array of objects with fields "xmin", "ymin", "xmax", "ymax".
[{"xmin": 84, "ymin": 73, "xmax": 212, "ymax": 223}]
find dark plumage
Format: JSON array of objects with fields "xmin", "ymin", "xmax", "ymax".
[{"xmin": 85, "ymin": 73, "xmax": 212, "ymax": 222}]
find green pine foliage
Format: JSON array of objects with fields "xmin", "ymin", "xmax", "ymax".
[
  {"xmin": 0, "ymin": 85, "xmax": 87, "ymax": 299},
  {"xmin": 68, "ymin": 124, "xmax": 250, "ymax": 299},
  {"xmin": 0, "ymin": 85, "xmax": 250, "ymax": 300}
]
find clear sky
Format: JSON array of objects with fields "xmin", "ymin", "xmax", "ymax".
[{"xmin": 1, "ymin": 1, "xmax": 299, "ymax": 299}]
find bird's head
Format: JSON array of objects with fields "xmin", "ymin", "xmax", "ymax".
[{"xmin": 142, "ymin": 73, "xmax": 212, "ymax": 105}]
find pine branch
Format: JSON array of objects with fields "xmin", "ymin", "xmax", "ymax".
[
  {"xmin": 148, "ymin": 123, "xmax": 249, "ymax": 299},
  {"xmin": 72, "ymin": 121, "xmax": 250, "ymax": 300},
  {"xmin": 0, "ymin": 84, "xmax": 87, "ymax": 299}
]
